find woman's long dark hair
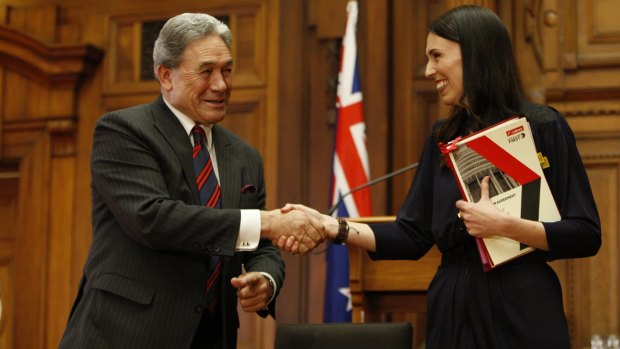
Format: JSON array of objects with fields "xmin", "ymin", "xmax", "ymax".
[{"xmin": 430, "ymin": 5, "xmax": 526, "ymax": 142}]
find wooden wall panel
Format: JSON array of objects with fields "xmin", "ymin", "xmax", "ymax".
[
  {"xmin": 4, "ymin": 4, "xmax": 57, "ymax": 42},
  {"xmin": 232, "ymin": 5, "xmax": 266, "ymax": 87},
  {"xmin": 0, "ymin": 8, "xmax": 101, "ymax": 348},
  {"xmin": 2, "ymin": 72, "xmax": 74, "ymax": 119},
  {"xmin": 576, "ymin": 0, "xmax": 620, "ymax": 67},
  {"xmin": 0, "ymin": 175, "xmax": 17, "ymax": 349},
  {"xmin": 14, "ymin": 136, "xmax": 51, "ymax": 349},
  {"xmin": 45, "ymin": 127, "xmax": 76, "ymax": 349},
  {"xmin": 358, "ymin": 0, "xmax": 389, "ymax": 215},
  {"xmin": 575, "ymin": 163, "xmax": 618, "ymax": 346},
  {"xmin": 550, "ymin": 159, "xmax": 620, "ymax": 348},
  {"xmin": 0, "ymin": 242, "xmax": 15, "ymax": 349},
  {"xmin": 307, "ymin": 0, "xmax": 348, "ymax": 39},
  {"xmin": 219, "ymin": 90, "xmax": 265, "ymax": 150},
  {"xmin": 548, "ymin": 2, "xmax": 620, "ymax": 343},
  {"xmin": 107, "ymin": 18, "xmax": 139, "ymax": 87},
  {"xmin": 0, "ymin": 177, "xmax": 17, "ymax": 237},
  {"xmin": 275, "ymin": 0, "xmax": 313, "ymax": 327}
]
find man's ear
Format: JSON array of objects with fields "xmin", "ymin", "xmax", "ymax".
[{"xmin": 156, "ymin": 65, "xmax": 173, "ymax": 91}]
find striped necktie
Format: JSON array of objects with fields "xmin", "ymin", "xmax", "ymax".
[
  {"xmin": 192, "ymin": 125, "xmax": 222, "ymax": 209},
  {"xmin": 191, "ymin": 125, "xmax": 222, "ymax": 313}
]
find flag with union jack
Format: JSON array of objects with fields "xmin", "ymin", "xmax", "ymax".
[{"xmin": 324, "ymin": 0, "xmax": 372, "ymax": 323}]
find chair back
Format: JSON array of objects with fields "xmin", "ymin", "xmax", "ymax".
[{"xmin": 274, "ymin": 322, "xmax": 413, "ymax": 349}]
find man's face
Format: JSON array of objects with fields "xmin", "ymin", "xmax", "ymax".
[
  {"xmin": 160, "ymin": 34, "xmax": 233, "ymax": 124},
  {"xmin": 424, "ymin": 32, "xmax": 463, "ymax": 107}
]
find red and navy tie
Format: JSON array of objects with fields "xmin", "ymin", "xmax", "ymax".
[
  {"xmin": 192, "ymin": 125, "xmax": 222, "ymax": 209},
  {"xmin": 191, "ymin": 125, "xmax": 222, "ymax": 313}
]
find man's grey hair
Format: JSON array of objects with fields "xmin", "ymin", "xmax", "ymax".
[{"xmin": 153, "ymin": 13, "xmax": 232, "ymax": 81}]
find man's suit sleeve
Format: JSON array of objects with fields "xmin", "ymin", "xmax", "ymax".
[{"xmin": 238, "ymin": 145, "xmax": 284, "ymax": 318}]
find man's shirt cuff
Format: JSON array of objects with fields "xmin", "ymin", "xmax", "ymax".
[{"xmin": 236, "ymin": 209, "xmax": 260, "ymax": 250}]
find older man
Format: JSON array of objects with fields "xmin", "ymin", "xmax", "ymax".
[{"xmin": 59, "ymin": 13, "xmax": 324, "ymax": 349}]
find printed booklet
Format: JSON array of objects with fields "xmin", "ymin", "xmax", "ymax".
[{"xmin": 439, "ymin": 117, "xmax": 560, "ymax": 271}]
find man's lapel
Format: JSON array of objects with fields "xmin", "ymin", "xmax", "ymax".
[
  {"xmin": 212, "ymin": 125, "xmax": 241, "ymax": 209},
  {"xmin": 151, "ymin": 97, "xmax": 201, "ymax": 204}
]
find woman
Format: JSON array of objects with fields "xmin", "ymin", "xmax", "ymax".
[{"xmin": 283, "ymin": 5, "xmax": 601, "ymax": 349}]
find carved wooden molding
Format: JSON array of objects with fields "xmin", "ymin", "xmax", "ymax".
[
  {"xmin": 0, "ymin": 24, "xmax": 102, "ymax": 161},
  {"xmin": 523, "ymin": 0, "xmax": 560, "ymax": 72},
  {"xmin": 47, "ymin": 119, "xmax": 77, "ymax": 158},
  {"xmin": 547, "ymin": 87, "xmax": 620, "ymax": 103},
  {"xmin": 563, "ymin": 110, "xmax": 620, "ymax": 117},
  {"xmin": 0, "ymin": 24, "xmax": 103, "ymax": 88},
  {"xmin": 524, "ymin": 0, "xmax": 544, "ymax": 70}
]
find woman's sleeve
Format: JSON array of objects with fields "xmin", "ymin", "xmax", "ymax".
[
  {"xmin": 368, "ymin": 130, "xmax": 437, "ymax": 260},
  {"xmin": 538, "ymin": 112, "xmax": 601, "ymax": 259}
]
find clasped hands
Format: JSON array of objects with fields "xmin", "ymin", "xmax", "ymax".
[
  {"xmin": 456, "ymin": 176, "xmax": 510, "ymax": 238},
  {"xmin": 233, "ymin": 205, "xmax": 331, "ymax": 314},
  {"xmin": 260, "ymin": 204, "xmax": 336, "ymax": 255}
]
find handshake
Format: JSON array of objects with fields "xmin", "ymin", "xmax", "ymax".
[{"xmin": 260, "ymin": 204, "xmax": 339, "ymax": 255}]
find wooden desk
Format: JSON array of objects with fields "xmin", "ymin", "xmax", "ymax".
[{"xmin": 348, "ymin": 217, "xmax": 441, "ymax": 348}]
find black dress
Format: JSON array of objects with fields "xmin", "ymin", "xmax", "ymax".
[{"xmin": 369, "ymin": 103, "xmax": 601, "ymax": 349}]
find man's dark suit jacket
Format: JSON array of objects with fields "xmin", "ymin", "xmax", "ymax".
[{"xmin": 58, "ymin": 96, "xmax": 284, "ymax": 349}]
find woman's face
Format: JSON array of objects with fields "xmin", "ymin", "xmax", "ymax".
[{"xmin": 424, "ymin": 32, "xmax": 463, "ymax": 106}]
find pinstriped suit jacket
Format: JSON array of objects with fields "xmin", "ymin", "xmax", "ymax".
[{"xmin": 58, "ymin": 96, "xmax": 284, "ymax": 349}]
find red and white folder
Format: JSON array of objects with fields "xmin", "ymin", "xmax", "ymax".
[{"xmin": 439, "ymin": 117, "xmax": 560, "ymax": 271}]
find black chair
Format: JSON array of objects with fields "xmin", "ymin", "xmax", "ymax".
[{"xmin": 274, "ymin": 322, "xmax": 413, "ymax": 349}]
